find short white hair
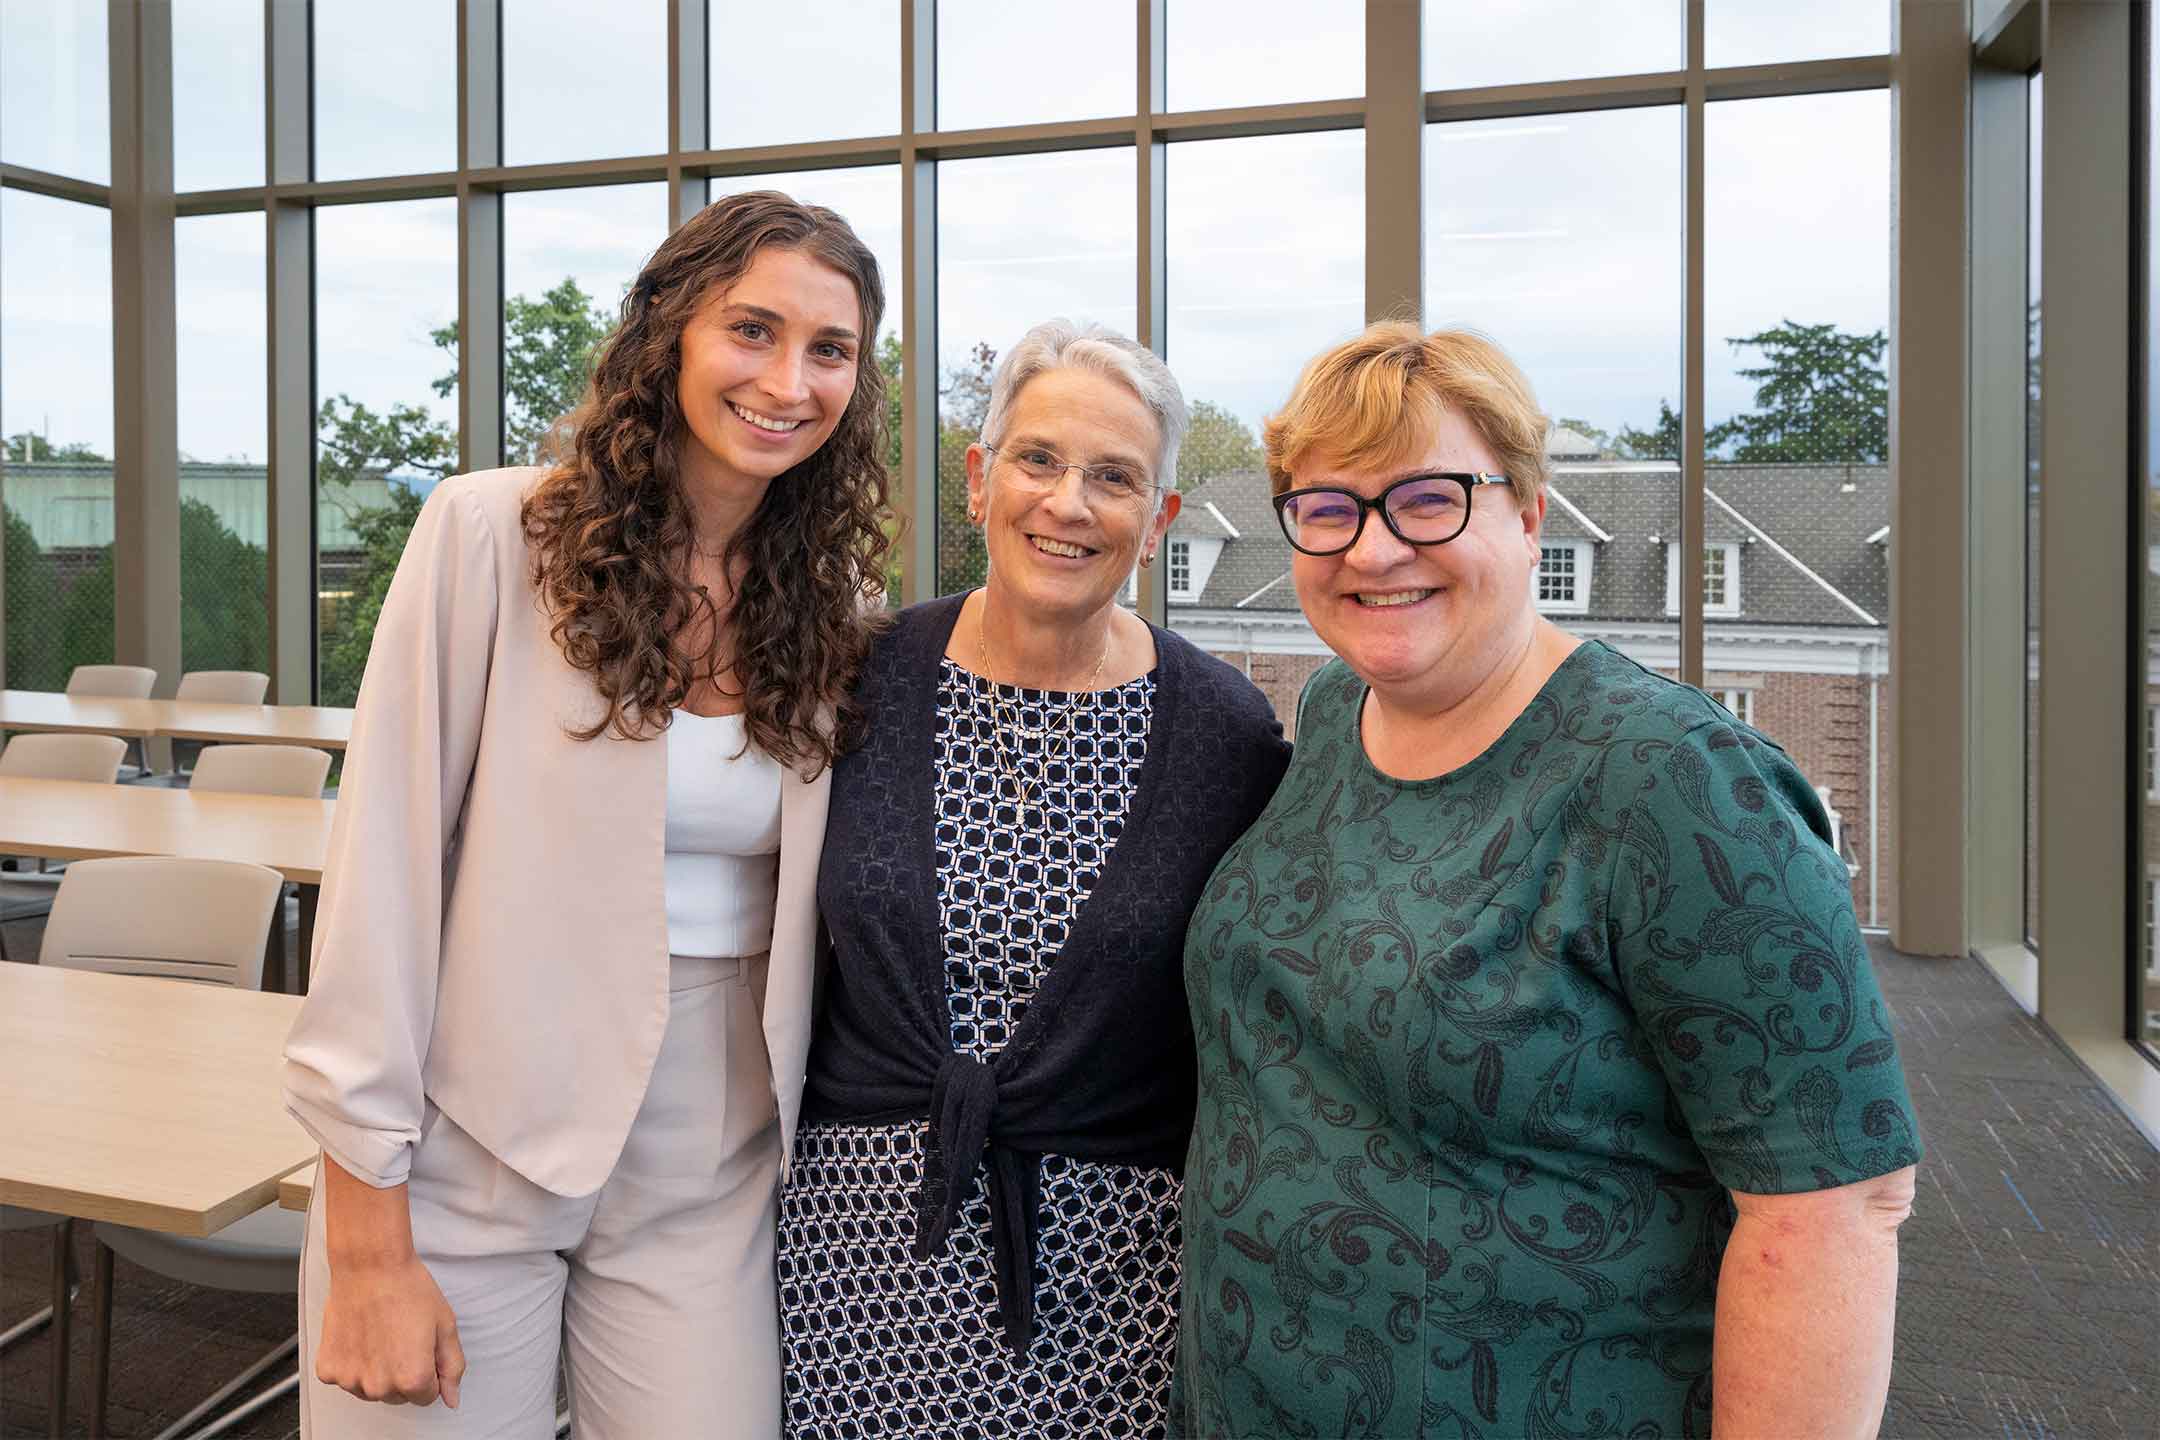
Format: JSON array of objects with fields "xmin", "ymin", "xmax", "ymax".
[{"xmin": 980, "ymin": 319, "xmax": 1190, "ymax": 506}]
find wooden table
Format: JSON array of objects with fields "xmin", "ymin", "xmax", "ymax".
[
  {"xmin": 278, "ymin": 1161, "xmax": 316, "ymax": 1213},
  {"xmin": 0, "ymin": 964, "xmax": 315, "ymax": 1236},
  {"xmin": 156, "ymin": 700, "xmax": 351, "ymax": 751},
  {"xmin": 0, "ymin": 691, "xmax": 161, "ymax": 741},
  {"xmin": 0, "ymin": 777, "xmax": 334, "ymax": 991},
  {"xmin": 0, "ymin": 690, "xmax": 352, "ymax": 752}
]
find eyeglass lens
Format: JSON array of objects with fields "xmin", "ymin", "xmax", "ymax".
[{"xmin": 1278, "ymin": 475, "xmax": 1471, "ymax": 553}]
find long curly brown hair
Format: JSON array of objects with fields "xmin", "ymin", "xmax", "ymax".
[{"xmin": 521, "ymin": 191, "xmax": 892, "ymax": 775}]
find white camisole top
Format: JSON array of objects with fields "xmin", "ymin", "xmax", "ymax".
[{"xmin": 664, "ymin": 711, "xmax": 782, "ymax": 958}]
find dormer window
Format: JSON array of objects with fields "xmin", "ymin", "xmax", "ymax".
[
  {"xmin": 1665, "ymin": 542, "xmax": 1742, "ymax": 616},
  {"xmin": 1535, "ymin": 540, "xmax": 1593, "ymax": 613}
]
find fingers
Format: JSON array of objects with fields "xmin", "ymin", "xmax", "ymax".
[
  {"xmin": 315, "ymin": 1335, "xmax": 455, "ymax": 1406},
  {"xmin": 437, "ymin": 1316, "xmax": 467, "ymax": 1410}
]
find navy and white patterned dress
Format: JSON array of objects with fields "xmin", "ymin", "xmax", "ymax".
[{"xmin": 778, "ymin": 659, "xmax": 1182, "ymax": 1440}]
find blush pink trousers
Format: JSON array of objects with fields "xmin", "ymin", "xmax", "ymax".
[{"xmin": 299, "ymin": 953, "xmax": 781, "ymax": 1438}]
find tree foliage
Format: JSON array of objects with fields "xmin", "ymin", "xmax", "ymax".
[
  {"xmin": 317, "ymin": 482, "xmax": 428, "ymax": 707},
  {"xmin": 5, "ymin": 434, "xmax": 108, "ymax": 464},
  {"xmin": 431, "ymin": 277, "xmax": 616, "ymax": 464},
  {"xmin": 1614, "ymin": 321, "xmax": 1888, "ymax": 465},
  {"xmin": 1614, "ymin": 400, "xmax": 1683, "ymax": 462},
  {"xmin": 1710, "ymin": 320, "xmax": 1887, "ymax": 463},
  {"xmin": 314, "ymin": 278, "xmax": 617, "ymax": 703},
  {"xmin": 1178, "ymin": 401, "xmax": 1263, "ymax": 492}
]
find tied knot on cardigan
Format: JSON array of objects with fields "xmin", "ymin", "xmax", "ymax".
[{"xmin": 914, "ymin": 1053, "xmax": 1041, "ymax": 1355}]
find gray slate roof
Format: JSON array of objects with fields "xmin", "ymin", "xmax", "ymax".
[{"xmin": 1171, "ymin": 461, "xmax": 1891, "ymax": 627}]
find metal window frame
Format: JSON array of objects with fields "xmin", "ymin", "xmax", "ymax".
[
  {"xmin": 1968, "ymin": 0, "xmax": 2159, "ymax": 1130},
  {"xmin": 5, "ymin": 0, "xmax": 1962, "ymax": 936}
]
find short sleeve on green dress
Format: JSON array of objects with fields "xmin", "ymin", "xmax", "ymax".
[
  {"xmin": 1599, "ymin": 712, "xmax": 1922, "ymax": 1195},
  {"xmin": 1171, "ymin": 642, "xmax": 1921, "ymax": 1440}
]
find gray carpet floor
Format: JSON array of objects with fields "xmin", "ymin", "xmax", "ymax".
[{"xmin": 3, "ymin": 926, "xmax": 2155, "ymax": 1437}]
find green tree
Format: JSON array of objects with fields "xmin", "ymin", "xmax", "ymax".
[
  {"xmin": 316, "ymin": 277, "xmax": 618, "ymax": 703},
  {"xmin": 1177, "ymin": 401, "xmax": 1262, "ymax": 492},
  {"xmin": 4, "ymin": 434, "xmax": 108, "ymax": 463},
  {"xmin": 318, "ymin": 482, "xmax": 428, "ymax": 707},
  {"xmin": 1708, "ymin": 320, "xmax": 1888, "ymax": 463},
  {"xmin": 934, "ymin": 343, "xmax": 998, "ymax": 592},
  {"xmin": 3, "ymin": 506, "xmax": 64, "ymax": 688},
  {"xmin": 431, "ymin": 277, "xmax": 615, "ymax": 464},
  {"xmin": 177, "ymin": 498, "xmax": 270, "ymax": 672},
  {"xmin": 1614, "ymin": 399, "xmax": 1683, "ymax": 462},
  {"xmin": 1612, "ymin": 321, "xmax": 1888, "ymax": 465}
]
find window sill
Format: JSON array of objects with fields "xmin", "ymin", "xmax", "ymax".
[{"xmin": 2054, "ymin": 1029, "xmax": 2160, "ymax": 1150}]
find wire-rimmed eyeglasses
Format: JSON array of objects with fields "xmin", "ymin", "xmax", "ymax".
[
  {"xmin": 982, "ymin": 444, "xmax": 1158, "ymax": 505},
  {"xmin": 1272, "ymin": 472, "xmax": 1513, "ymax": 556}
]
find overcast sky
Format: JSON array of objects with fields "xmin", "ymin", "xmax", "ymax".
[{"xmin": 4, "ymin": 0, "xmax": 1893, "ymax": 466}]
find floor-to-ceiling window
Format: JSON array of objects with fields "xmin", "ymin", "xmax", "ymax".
[
  {"xmin": 0, "ymin": 2, "xmax": 113, "ymax": 689},
  {"xmin": 2137, "ymin": 3, "xmax": 2157, "ymax": 1054},
  {"xmin": 2026, "ymin": 67, "xmax": 2045, "ymax": 955},
  {"xmin": 1707, "ymin": 89, "xmax": 1893, "ymax": 927},
  {"xmin": 312, "ymin": 200, "xmax": 460, "ymax": 707}
]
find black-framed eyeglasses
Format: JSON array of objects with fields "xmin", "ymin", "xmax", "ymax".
[
  {"xmin": 982, "ymin": 444, "xmax": 1158, "ymax": 505},
  {"xmin": 1272, "ymin": 472, "xmax": 1512, "ymax": 556}
]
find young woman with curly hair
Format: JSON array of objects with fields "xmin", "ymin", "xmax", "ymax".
[{"xmin": 283, "ymin": 190, "xmax": 892, "ymax": 1438}]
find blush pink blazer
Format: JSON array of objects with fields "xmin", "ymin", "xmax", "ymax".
[{"xmin": 282, "ymin": 467, "xmax": 830, "ymax": 1196}]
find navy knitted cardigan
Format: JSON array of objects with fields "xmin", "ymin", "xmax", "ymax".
[{"xmin": 801, "ymin": 592, "xmax": 1291, "ymax": 1353}]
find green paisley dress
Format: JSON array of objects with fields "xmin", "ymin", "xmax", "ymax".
[{"xmin": 1171, "ymin": 642, "xmax": 1921, "ymax": 1440}]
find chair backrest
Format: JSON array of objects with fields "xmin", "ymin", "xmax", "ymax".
[
  {"xmin": 189, "ymin": 744, "xmax": 331, "ymax": 799},
  {"xmin": 64, "ymin": 664, "xmax": 158, "ymax": 699},
  {"xmin": 175, "ymin": 670, "xmax": 270, "ymax": 705},
  {"xmin": 0, "ymin": 732, "xmax": 127, "ymax": 782},
  {"xmin": 40, "ymin": 856, "xmax": 282, "ymax": 988}
]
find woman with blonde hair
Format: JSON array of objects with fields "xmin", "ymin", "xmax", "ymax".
[
  {"xmin": 1171, "ymin": 323, "xmax": 1921, "ymax": 1438},
  {"xmin": 284, "ymin": 191, "xmax": 891, "ymax": 1437}
]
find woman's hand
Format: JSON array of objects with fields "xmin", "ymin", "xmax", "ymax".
[{"xmin": 313, "ymin": 1156, "xmax": 465, "ymax": 1408}]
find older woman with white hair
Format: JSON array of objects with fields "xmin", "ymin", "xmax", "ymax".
[{"xmin": 777, "ymin": 319, "xmax": 1290, "ymax": 1437}]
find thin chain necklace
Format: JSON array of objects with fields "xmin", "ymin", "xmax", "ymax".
[{"xmin": 974, "ymin": 594, "xmax": 1110, "ymax": 815}]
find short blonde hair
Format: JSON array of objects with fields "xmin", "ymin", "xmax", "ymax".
[{"xmin": 1262, "ymin": 323, "xmax": 1550, "ymax": 506}]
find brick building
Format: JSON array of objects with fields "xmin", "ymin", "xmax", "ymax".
[{"xmin": 1166, "ymin": 459, "xmax": 1897, "ymax": 928}]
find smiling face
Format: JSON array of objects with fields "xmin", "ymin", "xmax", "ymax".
[
  {"xmin": 674, "ymin": 245, "xmax": 862, "ymax": 505},
  {"xmin": 966, "ymin": 366, "xmax": 1179, "ymax": 626},
  {"xmin": 1289, "ymin": 406, "xmax": 1545, "ymax": 713}
]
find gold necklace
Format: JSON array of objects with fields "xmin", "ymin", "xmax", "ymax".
[{"xmin": 974, "ymin": 595, "xmax": 1110, "ymax": 814}]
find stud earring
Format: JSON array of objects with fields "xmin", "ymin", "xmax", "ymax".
[{"xmin": 1140, "ymin": 551, "xmax": 1154, "ymax": 569}]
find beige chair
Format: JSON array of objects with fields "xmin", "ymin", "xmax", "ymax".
[
  {"xmin": 166, "ymin": 674, "xmax": 271, "ymax": 776},
  {"xmin": 174, "ymin": 670, "xmax": 269, "ymax": 704},
  {"xmin": 189, "ymin": 744, "xmax": 331, "ymax": 799},
  {"xmin": 0, "ymin": 733, "xmax": 128, "ymax": 962},
  {"xmin": 64, "ymin": 663, "xmax": 158, "ymax": 778},
  {"xmin": 190, "ymin": 745, "xmax": 332, "ymax": 990},
  {"xmin": 37, "ymin": 857, "xmax": 303, "ymax": 1439},
  {"xmin": 63, "ymin": 664, "xmax": 156, "ymax": 699},
  {"xmin": 0, "ymin": 732, "xmax": 128, "ymax": 782},
  {"xmin": 41, "ymin": 855, "xmax": 281, "ymax": 988}
]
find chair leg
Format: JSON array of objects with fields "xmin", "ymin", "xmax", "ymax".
[
  {"xmin": 264, "ymin": 895, "xmax": 289, "ymax": 995},
  {"xmin": 90, "ymin": 1237, "xmax": 114, "ymax": 1440},
  {"xmin": 150, "ymin": 1334, "xmax": 296, "ymax": 1440},
  {"xmin": 46, "ymin": 1219, "xmax": 73, "ymax": 1440}
]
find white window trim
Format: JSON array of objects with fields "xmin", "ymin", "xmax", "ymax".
[
  {"xmin": 1718, "ymin": 687, "xmax": 1757, "ymax": 727},
  {"xmin": 1167, "ymin": 538, "xmax": 1194, "ymax": 600},
  {"xmin": 1534, "ymin": 539, "xmax": 1593, "ymax": 614},
  {"xmin": 1665, "ymin": 541, "xmax": 1743, "ymax": 617}
]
